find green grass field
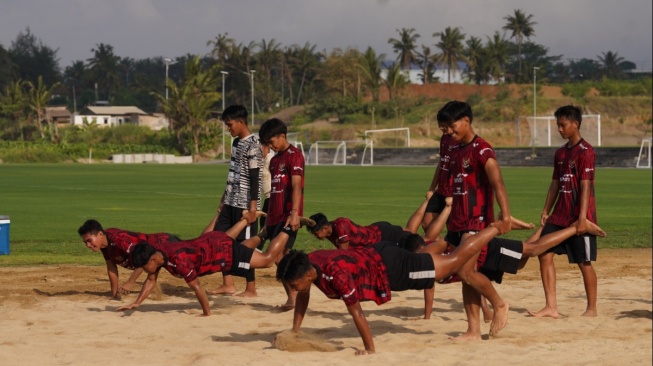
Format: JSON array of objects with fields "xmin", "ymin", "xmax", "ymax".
[{"xmin": 0, "ymin": 163, "xmax": 650, "ymax": 266}]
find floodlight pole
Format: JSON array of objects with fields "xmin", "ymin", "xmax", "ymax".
[
  {"xmin": 164, "ymin": 58, "xmax": 177, "ymax": 100},
  {"xmin": 532, "ymin": 67, "xmax": 539, "ymax": 149},
  {"xmin": 221, "ymin": 71, "xmax": 229, "ymax": 160},
  {"xmin": 250, "ymin": 70, "xmax": 256, "ymax": 126}
]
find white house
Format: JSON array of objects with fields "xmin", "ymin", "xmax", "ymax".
[
  {"xmin": 380, "ymin": 60, "xmax": 469, "ymax": 85},
  {"xmin": 73, "ymin": 106, "xmax": 147, "ymax": 127}
]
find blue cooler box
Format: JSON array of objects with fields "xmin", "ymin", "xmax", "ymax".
[{"xmin": 0, "ymin": 215, "xmax": 9, "ymax": 255}]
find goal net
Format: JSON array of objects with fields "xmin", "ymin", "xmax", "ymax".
[
  {"xmin": 519, "ymin": 115, "xmax": 601, "ymax": 147},
  {"xmin": 636, "ymin": 138, "xmax": 652, "ymax": 168},
  {"xmin": 364, "ymin": 127, "xmax": 411, "ymax": 148},
  {"xmin": 307, "ymin": 140, "xmax": 367, "ymax": 165}
]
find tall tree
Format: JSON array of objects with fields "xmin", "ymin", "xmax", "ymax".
[
  {"xmin": 87, "ymin": 43, "xmax": 121, "ymax": 101},
  {"xmin": 388, "ymin": 28, "xmax": 420, "ymax": 70},
  {"xmin": 383, "ymin": 62, "xmax": 408, "ymax": 100},
  {"xmin": 484, "ymin": 32, "xmax": 511, "ymax": 83},
  {"xmin": 433, "ymin": 26, "xmax": 467, "ymax": 83},
  {"xmin": 597, "ymin": 51, "xmax": 625, "ymax": 79},
  {"xmin": 0, "ymin": 80, "xmax": 29, "ymax": 140},
  {"xmin": 503, "ymin": 9, "xmax": 537, "ymax": 82},
  {"xmin": 207, "ymin": 32, "xmax": 235, "ymax": 65},
  {"xmin": 289, "ymin": 42, "xmax": 322, "ymax": 105},
  {"xmin": 9, "ymin": 27, "xmax": 61, "ymax": 87},
  {"xmin": 357, "ymin": 47, "xmax": 385, "ymax": 102},
  {"xmin": 463, "ymin": 36, "xmax": 484, "ymax": 83},
  {"xmin": 416, "ymin": 45, "xmax": 436, "ymax": 84},
  {"xmin": 0, "ymin": 45, "xmax": 16, "ymax": 90}
]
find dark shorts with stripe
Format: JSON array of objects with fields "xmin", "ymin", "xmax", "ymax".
[
  {"xmin": 479, "ymin": 238, "xmax": 523, "ymax": 284},
  {"xmin": 373, "ymin": 242, "xmax": 435, "ymax": 291},
  {"xmin": 543, "ymin": 223, "xmax": 597, "ymax": 264},
  {"xmin": 374, "ymin": 221, "xmax": 411, "ymax": 245},
  {"xmin": 226, "ymin": 241, "xmax": 256, "ymax": 278},
  {"xmin": 425, "ymin": 193, "xmax": 448, "ymax": 214},
  {"xmin": 214, "ymin": 204, "xmax": 258, "ymax": 242}
]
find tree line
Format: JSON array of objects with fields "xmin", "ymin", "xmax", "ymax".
[{"xmin": 0, "ymin": 9, "xmax": 645, "ymax": 155}]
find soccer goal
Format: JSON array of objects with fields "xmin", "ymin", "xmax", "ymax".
[
  {"xmin": 520, "ymin": 114, "xmax": 601, "ymax": 147},
  {"xmin": 307, "ymin": 140, "xmax": 367, "ymax": 165},
  {"xmin": 636, "ymin": 138, "xmax": 652, "ymax": 169},
  {"xmin": 364, "ymin": 127, "xmax": 411, "ymax": 148}
]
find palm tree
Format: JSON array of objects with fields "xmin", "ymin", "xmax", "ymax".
[
  {"xmin": 503, "ymin": 9, "xmax": 536, "ymax": 82},
  {"xmin": 27, "ymin": 75, "xmax": 61, "ymax": 141},
  {"xmin": 388, "ymin": 28, "xmax": 420, "ymax": 70},
  {"xmin": 597, "ymin": 51, "xmax": 625, "ymax": 79},
  {"xmin": 207, "ymin": 32, "xmax": 235, "ymax": 64},
  {"xmin": 289, "ymin": 42, "xmax": 322, "ymax": 105},
  {"xmin": 383, "ymin": 62, "xmax": 408, "ymax": 100},
  {"xmin": 416, "ymin": 45, "xmax": 436, "ymax": 84},
  {"xmin": 357, "ymin": 47, "xmax": 385, "ymax": 102},
  {"xmin": 463, "ymin": 36, "xmax": 484, "ymax": 83},
  {"xmin": 484, "ymin": 32, "xmax": 511, "ymax": 83},
  {"xmin": 87, "ymin": 43, "xmax": 121, "ymax": 101},
  {"xmin": 433, "ymin": 27, "xmax": 466, "ymax": 83}
]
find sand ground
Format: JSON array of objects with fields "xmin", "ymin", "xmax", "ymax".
[{"xmin": 0, "ymin": 248, "xmax": 651, "ymax": 366}]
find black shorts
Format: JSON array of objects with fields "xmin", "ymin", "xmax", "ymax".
[
  {"xmin": 214, "ymin": 204, "xmax": 258, "ymax": 242},
  {"xmin": 444, "ymin": 230, "xmax": 477, "ymax": 247},
  {"xmin": 542, "ymin": 223, "xmax": 597, "ymax": 263},
  {"xmin": 479, "ymin": 238, "xmax": 523, "ymax": 284},
  {"xmin": 373, "ymin": 242, "xmax": 435, "ymax": 291},
  {"xmin": 425, "ymin": 193, "xmax": 448, "ymax": 214},
  {"xmin": 256, "ymin": 199, "xmax": 270, "ymax": 251},
  {"xmin": 227, "ymin": 241, "xmax": 255, "ymax": 278},
  {"xmin": 265, "ymin": 222, "xmax": 297, "ymax": 250},
  {"xmin": 374, "ymin": 221, "xmax": 410, "ymax": 244}
]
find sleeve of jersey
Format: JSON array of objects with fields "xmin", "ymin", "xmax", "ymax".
[
  {"xmin": 327, "ymin": 264, "xmax": 359, "ymax": 306},
  {"xmin": 290, "ymin": 150, "xmax": 305, "ymax": 176},
  {"xmin": 476, "ymin": 141, "xmax": 496, "ymax": 166},
  {"xmin": 578, "ymin": 148, "xmax": 596, "ymax": 181},
  {"xmin": 334, "ymin": 219, "xmax": 350, "ymax": 244},
  {"xmin": 172, "ymin": 255, "xmax": 198, "ymax": 283}
]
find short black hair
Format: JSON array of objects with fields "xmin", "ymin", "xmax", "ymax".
[
  {"xmin": 258, "ymin": 118, "xmax": 287, "ymax": 144},
  {"xmin": 437, "ymin": 100, "xmax": 473, "ymax": 126},
  {"xmin": 78, "ymin": 219, "xmax": 103, "ymax": 236},
  {"xmin": 554, "ymin": 105, "xmax": 583, "ymax": 127},
  {"xmin": 306, "ymin": 213, "xmax": 329, "ymax": 234},
  {"xmin": 131, "ymin": 242, "xmax": 157, "ymax": 268},
  {"xmin": 221, "ymin": 104, "xmax": 248, "ymax": 123},
  {"xmin": 398, "ymin": 233, "xmax": 425, "ymax": 253},
  {"xmin": 276, "ymin": 250, "xmax": 312, "ymax": 283}
]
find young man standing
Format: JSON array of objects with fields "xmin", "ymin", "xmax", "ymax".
[
  {"xmin": 423, "ymin": 125, "xmax": 457, "ymax": 230},
  {"xmin": 438, "ymin": 100, "xmax": 513, "ymax": 340},
  {"xmin": 529, "ymin": 105, "xmax": 600, "ymax": 318},
  {"xmin": 258, "ymin": 118, "xmax": 305, "ymax": 311},
  {"xmin": 209, "ymin": 104, "xmax": 263, "ymax": 297}
]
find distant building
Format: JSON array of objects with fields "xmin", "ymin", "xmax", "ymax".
[
  {"xmin": 73, "ymin": 106, "xmax": 148, "ymax": 127},
  {"xmin": 45, "ymin": 106, "xmax": 72, "ymax": 125},
  {"xmin": 380, "ymin": 60, "xmax": 503, "ymax": 85}
]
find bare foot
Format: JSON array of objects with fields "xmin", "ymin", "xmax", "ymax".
[
  {"xmin": 583, "ymin": 221, "xmax": 606, "ymax": 237},
  {"xmin": 207, "ymin": 285, "xmax": 236, "ymax": 296},
  {"xmin": 527, "ymin": 306, "xmax": 560, "ymax": 319},
  {"xmin": 510, "ymin": 216, "xmax": 535, "ymax": 230},
  {"xmin": 489, "ymin": 302, "xmax": 509, "ymax": 336},
  {"xmin": 581, "ymin": 309, "xmax": 597, "ymax": 317},
  {"xmin": 448, "ymin": 332, "xmax": 482, "ymax": 341},
  {"xmin": 235, "ymin": 290, "xmax": 257, "ymax": 298},
  {"xmin": 276, "ymin": 303, "xmax": 295, "ymax": 312}
]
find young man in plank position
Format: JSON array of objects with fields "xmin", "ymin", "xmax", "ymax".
[
  {"xmin": 276, "ymin": 220, "xmax": 604, "ymax": 355},
  {"xmin": 118, "ymin": 212, "xmax": 293, "ymax": 316},
  {"xmin": 78, "ymin": 219, "xmax": 182, "ymax": 299}
]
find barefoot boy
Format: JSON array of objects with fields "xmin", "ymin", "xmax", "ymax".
[{"xmin": 529, "ymin": 105, "xmax": 600, "ymax": 318}]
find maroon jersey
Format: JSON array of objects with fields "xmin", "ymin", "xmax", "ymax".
[
  {"xmin": 547, "ymin": 139, "xmax": 598, "ymax": 227},
  {"xmin": 267, "ymin": 144, "xmax": 305, "ymax": 226},
  {"xmin": 435, "ymin": 134, "xmax": 458, "ymax": 197},
  {"xmin": 103, "ymin": 229, "xmax": 173, "ymax": 269},
  {"xmin": 447, "ymin": 135, "xmax": 496, "ymax": 232},
  {"xmin": 158, "ymin": 231, "xmax": 235, "ymax": 283},
  {"xmin": 308, "ymin": 248, "xmax": 391, "ymax": 306},
  {"xmin": 327, "ymin": 217, "xmax": 382, "ymax": 248}
]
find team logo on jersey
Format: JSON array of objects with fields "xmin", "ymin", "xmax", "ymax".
[
  {"xmin": 569, "ymin": 160, "xmax": 575, "ymax": 169},
  {"xmin": 462, "ymin": 158, "xmax": 470, "ymax": 169},
  {"xmin": 279, "ymin": 163, "xmax": 286, "ymax": 171}
]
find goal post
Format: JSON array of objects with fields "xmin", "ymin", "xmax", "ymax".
[
  {"xmin": 307, "ymin": 140, "xmax": 366, "ymax": 165},
  {"xmin": 520, "ymin": 114, "xmax": 601, "ymax": 147},
  {"xmin": 636, "ymin": 138, "xmax": 652, "ymax": 169},
  {"xmin": 364, "ymin": 127, "xmax": 411, "ymax": 148}
]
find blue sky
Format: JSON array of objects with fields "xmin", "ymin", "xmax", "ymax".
[{"xmin": 1, "ymin": 0, "xmax": 651, "ymax": 70}]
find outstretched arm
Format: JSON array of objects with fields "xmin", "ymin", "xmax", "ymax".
[
  {"xmin": 485, "ymin": 159, "xmax": 511, "ymax": 235},
  {"xmin": 541, "ymin": 180, "xmax": 559, "ymax": 226},
  {"xmin": 119, "ymin": 268, "xmax": 145, "ymax": 295},
  {"xmin": 117, "ymin": 270, "xmax": 159, "ymax": 311},
  {"xmin": 286, "ymin": 175, "xmax": 303, "ymax": 231},
  {"xmin": 423, "ymin": 286, "xmax": 434, "ymax": 319},
  {"xmin": 575, "ymin": 180, "xmax": 591, "ymax": 235},
  {"xmin": 292, "ymin": 290, "xmax": 310, "ymax": 332},
  {"xmin": 346, "ymin": 301, "xmax": 375, "ymax": 355},
  {"xmin": 187, "ymin": 278, "xmax": 211, "ymax": 316},
  {"xmin": 106, "ymin": 260, "xmax": 120, "ymax": 299}
]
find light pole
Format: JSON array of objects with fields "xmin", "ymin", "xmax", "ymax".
[
  {"xmin": 164, "ymin": 58, "xmax": 177, "ymax": 100},
  {"xmin": 221, "ymin": 71, "xmax": 229, "ymax": 160},
  {"xmin": 249, "ymin": 70, "xmax": 256, "ymax": 126},
  {"xmin": 532, "ymin": 66, "xmax": 540, "ymax": 148}
]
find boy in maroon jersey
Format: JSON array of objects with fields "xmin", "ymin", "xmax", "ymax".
[
  {"xmin": 278, "ymin": 220, "xmax": 605, "ymax": 355},
  {"xmin": 117, "ymin": 216, "xmax": 285, "ymax": 316},
  {"xmin": 438, "ymin": 100, "xmax": 512, "ymax": 340},
  {"xmin": 529, "ymin": 105, "xmax": 600, "ymax": 318},
  {"xmin": 423, "ymin": 126, "xmax": 458, "ymax": 230},
  {"xmin": 78, "ymin": 219, "xmax": 181, "ymax": 299},
  {"xmin": 258, "ymin": 118, "xmax": 305, "ymax": 311}
]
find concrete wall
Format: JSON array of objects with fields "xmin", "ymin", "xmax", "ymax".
[{"xmin": 111, "ymin": 154, "xmax": 193, "ymax": 164}]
